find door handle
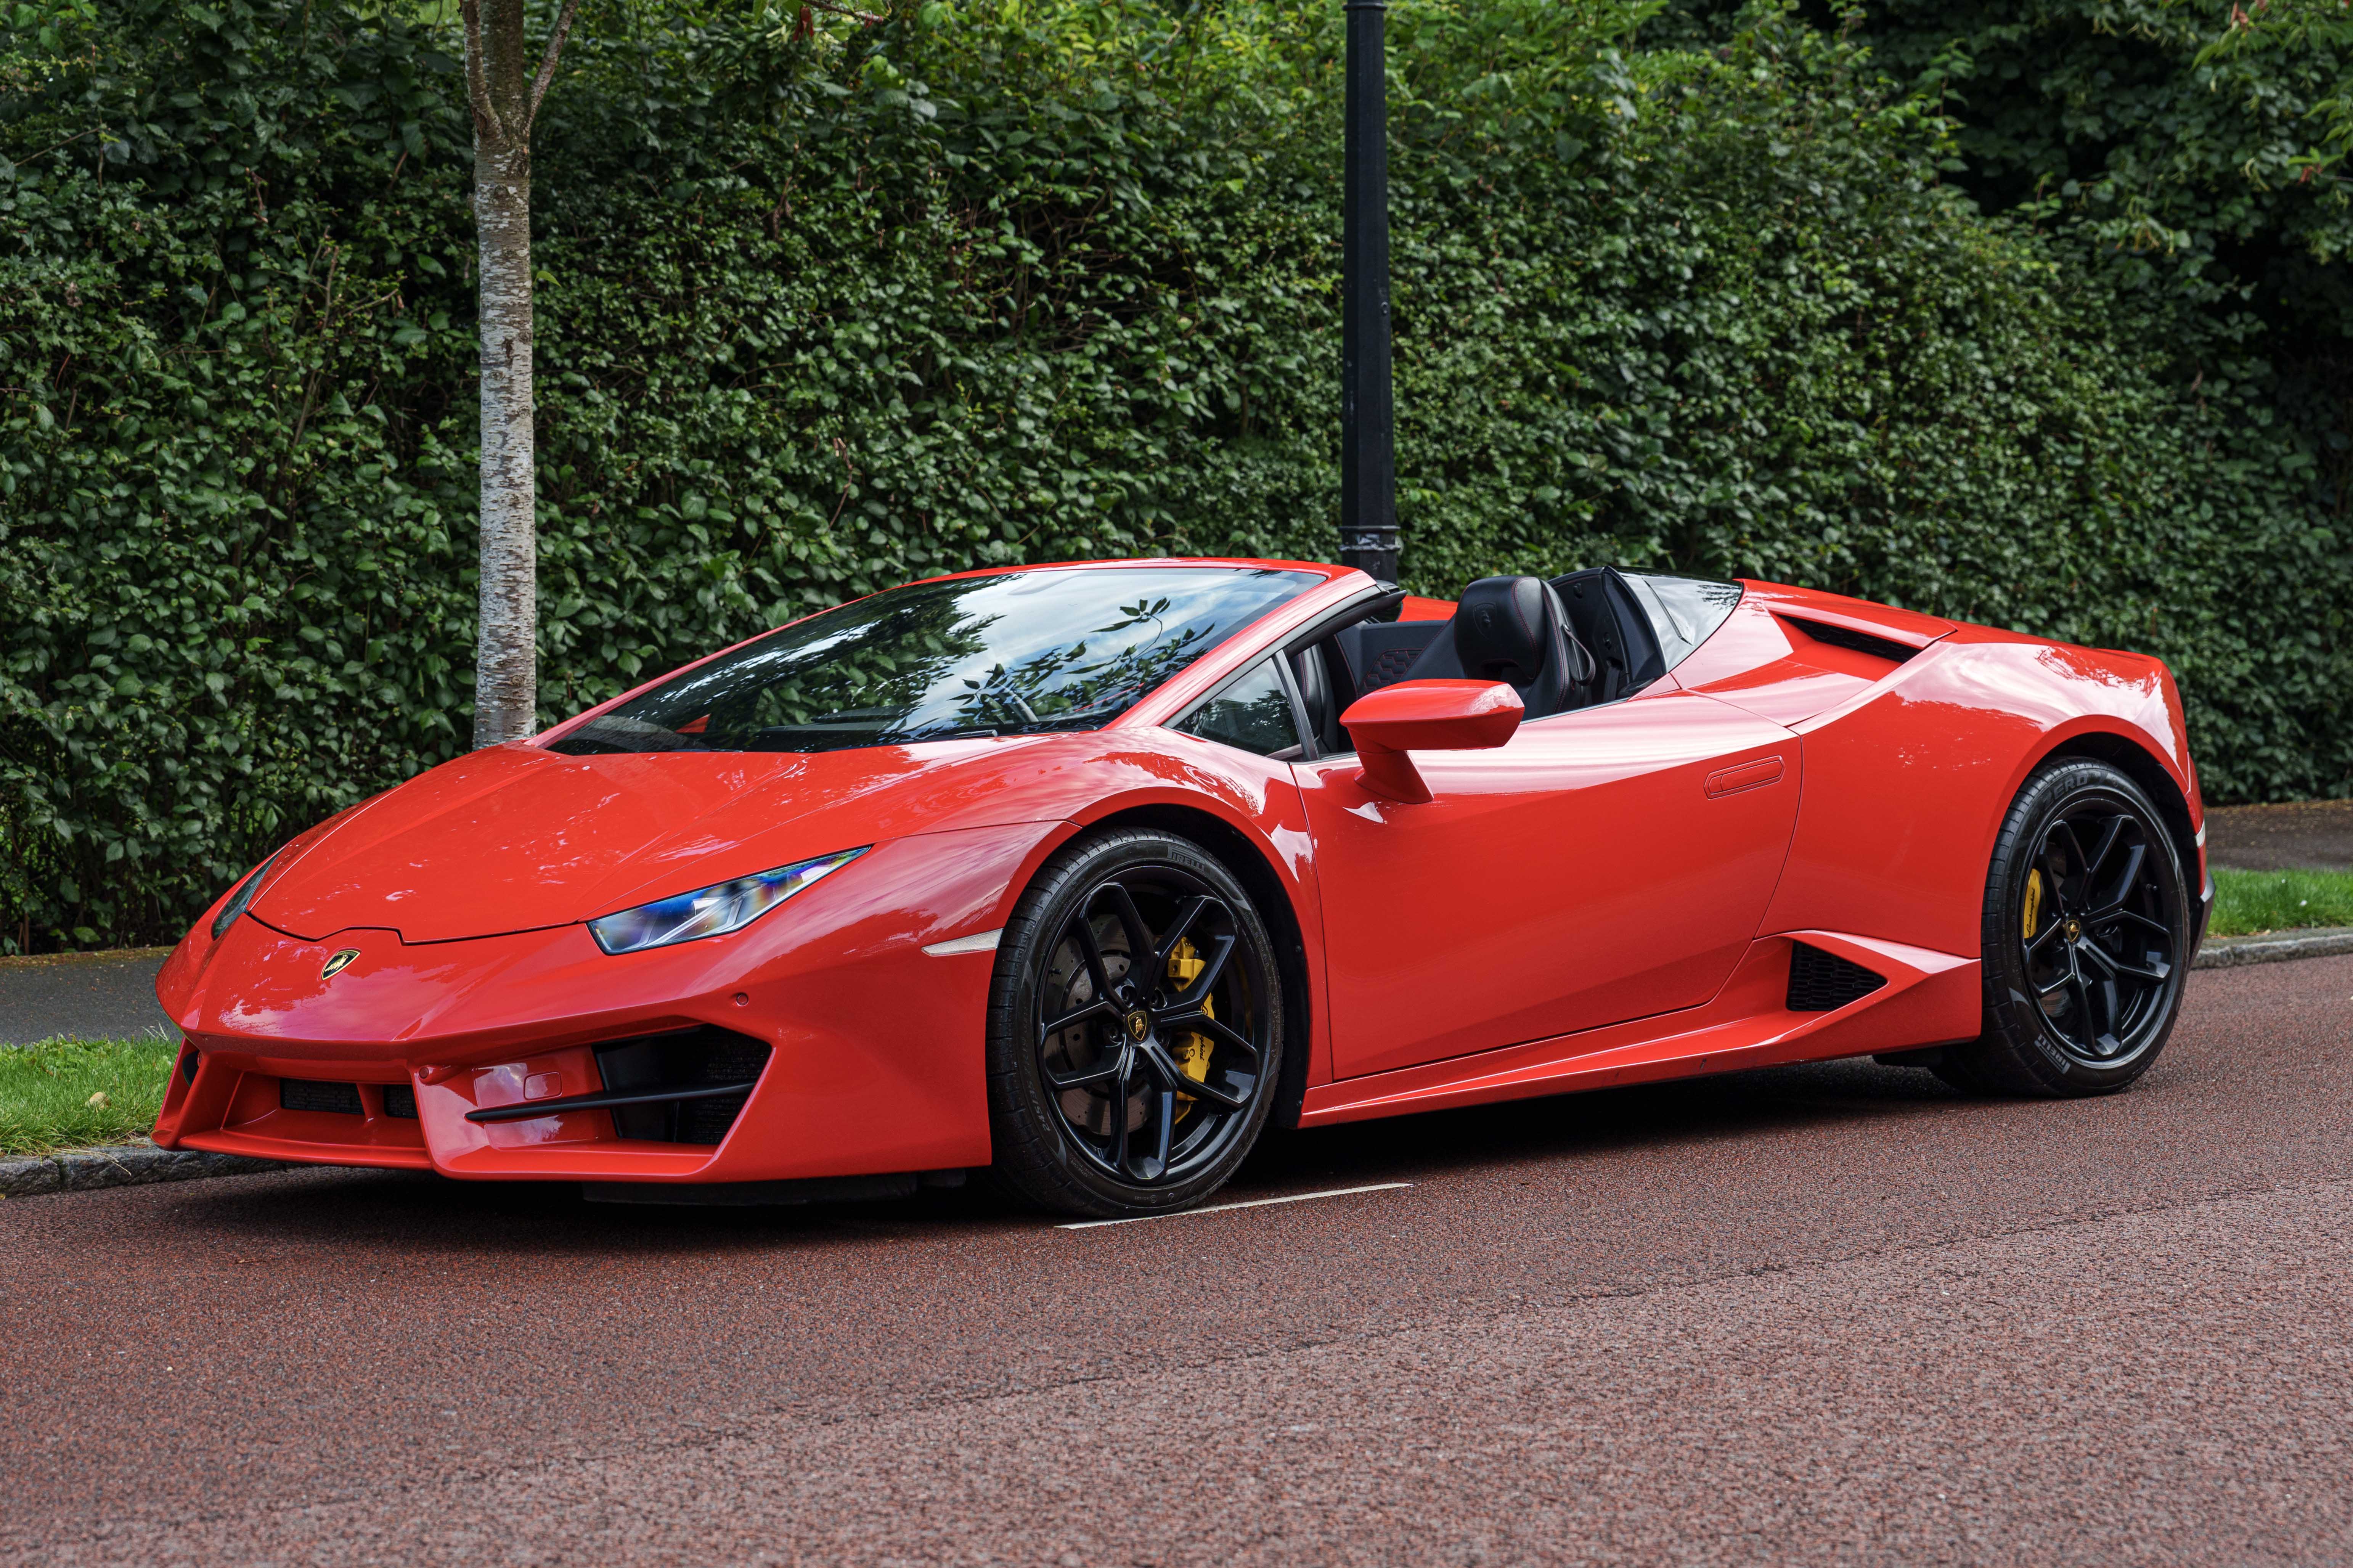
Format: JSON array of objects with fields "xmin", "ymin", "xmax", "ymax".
[{"xmin": 1704, "ymin": 756, "xmax": 1785, "ymax": 798}]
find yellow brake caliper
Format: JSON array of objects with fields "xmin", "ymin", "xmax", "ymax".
[
  {"xmin": 1168, "ymin": 938, "xmax": 1216, "ymax": 1119},
  {"xmin": 2024, "ymin": 868, "xmax": 2045, "ymax": 941}
]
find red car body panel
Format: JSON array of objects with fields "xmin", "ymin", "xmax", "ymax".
[
  {"xmin": 152, "ymin": 559, "xmax": 2206, "ymax": 1187},
  {"xmin": 1299, "ymin": 684, "xmax": 1799, "ymax": 1077},
  {"xmin": 1298, "ymin": 928, "xmax": 1982, "ymax": 1126}
]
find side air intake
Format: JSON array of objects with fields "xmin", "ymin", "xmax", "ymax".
[
  {"xmin": 1787, "ymin": 942, "xmax": 1887, "ymax": 1012},
  {"xmin": 1784, "ymin": 617, "xmax": 1919, "ymax": 665}
]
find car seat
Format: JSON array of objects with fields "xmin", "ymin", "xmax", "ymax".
[{"xmin": 1400, "ymin": 576, "xmax": 1597, "ymax": 720}]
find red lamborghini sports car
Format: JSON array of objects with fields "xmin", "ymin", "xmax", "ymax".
[{"xmin": 151, "ymin": 559, "xmax": 2210, "ymax": 1216}]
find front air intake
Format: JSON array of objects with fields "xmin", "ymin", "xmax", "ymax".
[
  {"xmin": 1787, "ymin": 942, "xmax": 1887, "ymax": 1012},
  {"xmin": 459, "ymin": 1027, "xmax": 773, "ymax": 1143},
  {"xmin": 596, "ymin": 1028, "xmax": 772, "ymax": 1145},
  {"xmin": 280, "ymin": 1078, "xmax": 364, "ymax": 1115}
]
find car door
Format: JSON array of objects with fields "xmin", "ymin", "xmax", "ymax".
[{"xmin": 1297, "ymin": 685, "xmax": 1800, "ymax": 1079}]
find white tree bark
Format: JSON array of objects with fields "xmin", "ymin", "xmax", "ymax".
[
  {"xmin": 463, "ymin": 0, "xmax": 579, "ymax": 748},
  {"xmin": 472, "ymin": 137, "xmax": 537, "ymax": 746}
]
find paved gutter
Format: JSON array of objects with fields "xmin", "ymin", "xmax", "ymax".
[
  {"xmin": 2195, "ymin": 925, "xmax": 2353, "ymax": 969},
  {"xmin": 0, "ymin": 1141, "xmax": 286, "ymax": 1199}
]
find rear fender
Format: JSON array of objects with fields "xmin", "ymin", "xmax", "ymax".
[{"xmin": 1760, "ymin": 637, "xmax": 2192, "ymax": 961}]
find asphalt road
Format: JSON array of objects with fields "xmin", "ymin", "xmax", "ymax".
[
  {"xmin": 4, "ymin": 955, "xmax": 2351, "ymax": 1566},
  {"xmin": 0, "ymin": 950, "xmax": 172, "ymax": 1046}
]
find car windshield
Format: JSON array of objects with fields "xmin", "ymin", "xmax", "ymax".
[{"xmin": 548, "ymin": 566, "xmax": 1321, "ymax": 755}]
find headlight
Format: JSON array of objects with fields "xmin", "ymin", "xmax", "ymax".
[
  {"xmin": 210, "ymin": 850, "xmax": 285, "ymax": 940},
  {"xmin": 587, "ymin": 847, "xmax": 868, "ymax": 956}
]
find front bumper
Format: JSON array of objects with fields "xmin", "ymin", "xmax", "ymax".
[
  {"xmin": 158, "ymin": 1014, "xmax": 796, "ymax": 1182},
  {"xmin": 150, "ymin": 824, "xmax": 1051, "ymax": 1184},
  {"xmin": 2192, "ymin": 868, "xmax": 2215, "ymax": 963}
]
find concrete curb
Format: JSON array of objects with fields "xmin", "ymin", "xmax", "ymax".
[
  {"xmin": 0, "ymin": 1144, "xmax": 286, "ymax": 1199},
  {"xmin": 2194, "ymin": 926, "xmax": 2353, "ymax": 970}
]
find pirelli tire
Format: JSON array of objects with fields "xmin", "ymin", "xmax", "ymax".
[
  {"xmin": 1940, "ymin": 759, "xmax": 2192, "ymax": 1097},
  {"xmin": 984, "ymin": 828, "xmax": 1285, "ymax": 1218}
]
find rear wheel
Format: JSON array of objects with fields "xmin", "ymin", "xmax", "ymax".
[
  {"xmin": 1940, "ymin": 759, "xmax": 2190, "ymax": 1096},
  {"xmin": 985, "ymin": 829, "xmax": 1284, "ymax": 1217}
]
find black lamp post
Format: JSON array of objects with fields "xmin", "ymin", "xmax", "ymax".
[{"xmin": 1338, "ymin": 0, "xmax": 1398, "ymax": 585}]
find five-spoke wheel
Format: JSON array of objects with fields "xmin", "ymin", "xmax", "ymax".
[
  {"xmin": 2017, "ymin": 802, "xmax": 2179, "ymax": 1062},
  {"xmin": 1946, "ymin": 759, "xmax": 2191, "ymax": 1095},
  {"xmin": 986, "ymin": 829, "xmax": 1284, "ymax": 1216}
]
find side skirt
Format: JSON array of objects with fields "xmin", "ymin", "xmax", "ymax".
[{"xmin": 1297, "ymin": 931, "xmax": 1980, "ymax": 1128}]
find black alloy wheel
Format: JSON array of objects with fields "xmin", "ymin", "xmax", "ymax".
[
  {"xmin": 1943, "ymin": 759, "xmax": 2191, "ymax": 1096},
  {"xmin": 986, "ymin": 829, "xmax": 1284, "ymax": 1217}
]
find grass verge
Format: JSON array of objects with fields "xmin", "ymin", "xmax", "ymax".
[
  {"xmin": 0, "ymin": 1037, "xmax": 177, "ymax": 1156},
  {"xmin": 2208, "ymin": 868, "xmax": 2353, "ymax": 938}
]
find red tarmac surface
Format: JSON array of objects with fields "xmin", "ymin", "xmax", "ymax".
[{"xmin": 5, "ymin": 956, "xmax": 2351, "ymax": 1565}]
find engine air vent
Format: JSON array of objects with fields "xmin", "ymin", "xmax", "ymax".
[
  {"xmin": 280, "ymin": 1078, "xmax": 364, "ymax": 1115},
  {"xmin": 1784, "ymin": 617, "xmax": 1919, "ymax": 665},
  {"xmin": 383, "ymin": 1084, "xmax": 419, "ymax": 1119},
  {"xmin": 1787, "ymin": 942, "xmax": 1888, "ymax": 1012}
]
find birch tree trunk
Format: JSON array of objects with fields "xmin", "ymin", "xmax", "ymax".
[{"xmin": 463, "ymin": 0, "xmax": 578, "ymax": 747}]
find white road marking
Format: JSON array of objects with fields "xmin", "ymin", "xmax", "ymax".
[
  {"xmin": 1056, "ymin": 1182, "xmax": 1415, "ymax": 1230},
  {"xmin": 922, "ymin": 928, "xmax": 1003, "ymax": 957}
]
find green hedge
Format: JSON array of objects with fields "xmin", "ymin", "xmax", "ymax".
[{"xmin": 2, "ymin": 0, "xmax": 2344, "ymax": 950}]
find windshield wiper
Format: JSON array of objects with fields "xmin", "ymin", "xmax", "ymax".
[{"xmin": 887, "ymin": 723, "xmax": 1001, "ymax": 743}]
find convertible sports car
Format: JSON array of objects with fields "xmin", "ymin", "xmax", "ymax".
[{"xmin": 151, "ymin": 558, "xmax": 2209, "ymax": 1216}]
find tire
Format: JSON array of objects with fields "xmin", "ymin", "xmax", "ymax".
[
  {"xmin": 985, "ymin": 827, "xmax": 1286, "ymax": 1218},
  {"xmin": 1939, "ymin": 758, "xmax": 2192, "ymax": 1097}
]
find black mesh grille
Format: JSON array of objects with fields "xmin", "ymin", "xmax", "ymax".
[
  {"xmin": 594, "ymin": 1027, "xmax": 773, "ymax": 1146},
  {"xmin": 1785, "ymin": 617, "xmax": 1918, "ymax": 665},
  {"xmin": 1366, "ymin": 646, "xmax": 1420, "ymax": 689},
  {"xmin": 674, "ymin": 1093, "xmax": 751, "ymax": 1144},
  {"xmin": 1787, "ymin": 943, "xmax": 1887, "ymax": 1012},
  {"xmin": 280, "ymin": 1078, "xmax": 363, "ymax": 1115},
  {"xmin": 382, "ymin": 1084, "xmax": 418, "ymax": 1119}
]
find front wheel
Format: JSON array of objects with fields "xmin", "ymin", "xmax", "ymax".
[
  {"xmin": 1941, "ymin": 759, "xmax": 2191, "ymax": 1097},
  {"xmin": 985, "ymin": 829, "xmax": 1285, "ymax": 1217}
]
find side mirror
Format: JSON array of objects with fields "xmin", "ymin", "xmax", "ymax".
[{"xmin": 1338, "ymin": 680, "xmax": 1523, "ymax": 803}]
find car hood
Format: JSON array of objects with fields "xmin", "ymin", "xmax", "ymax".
[{"xmin": 249, "ymin": 738, "xmax": 1066, "ymax": 943}]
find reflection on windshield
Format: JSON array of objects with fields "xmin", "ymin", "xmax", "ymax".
[{"xmin": 548, "ymin": 567, "xmax": 1320, "ymax": 756}]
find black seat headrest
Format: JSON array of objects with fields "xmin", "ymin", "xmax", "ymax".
[{"xmin": 1453, "ymin": 577, "xmax": 1559, "ymax": 686}]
